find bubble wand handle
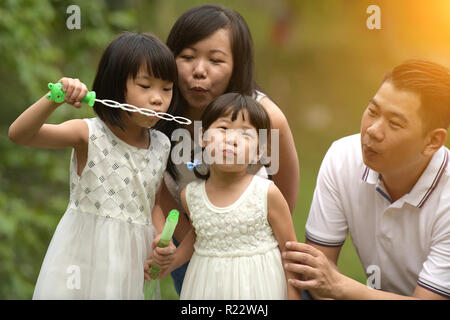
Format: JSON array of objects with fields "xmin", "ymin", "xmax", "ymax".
[
  {"xmin": 46, "ymin": 82, "xmax": 96, "ymax": 106},
  {"xmin": 149, "ymin": 209, "xmax": 179, "ymax": 280},
  {"xmin": 145, "ymin": 209, "xmax": 179, "ymax": 299}
]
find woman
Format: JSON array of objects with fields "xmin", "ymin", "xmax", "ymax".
[{"xmin": 156, "ymin": 4, "xmax": 300, "ymax": 295}]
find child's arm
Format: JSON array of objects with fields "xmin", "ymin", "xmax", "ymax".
[
  {"xmin": 267, "ymin": 183, "xmax": 302, "ymax": 300},
  {"xmin": 151, "ymin": 184, "xmax": 167, "ymax": 234},
  {"xmin": 8, "ymin": 78, "xmax": 89, "ymax": 150},
  {"xmin": 147, "ymin": 187, "xmax": 195, "ymax": 279}
]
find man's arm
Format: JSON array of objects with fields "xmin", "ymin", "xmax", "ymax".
[{"xmin": 284, "ymin": 241, "xmax": 448, "ymax": 300}]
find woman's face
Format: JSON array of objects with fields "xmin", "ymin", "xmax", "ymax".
[{"xmin": 176, "ymin": 28, "xmax": 234, "ymax": 112}]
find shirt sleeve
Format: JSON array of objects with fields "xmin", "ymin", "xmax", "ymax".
[
  {"xmin": 305, "ymin": 141, "xmax": 349, "ymax": 247},
  {"xmin": 417, "ymin": 196, "xmax": 450, "ymax": 298}
]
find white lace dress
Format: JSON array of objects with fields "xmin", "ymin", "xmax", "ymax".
[
  {"xmin": 180, "ymin": 175, "xmax": 287, "ymax": 300},
  {"xmin": 32, "ymin": 118, "xmax": 170, "ymax": 299}
]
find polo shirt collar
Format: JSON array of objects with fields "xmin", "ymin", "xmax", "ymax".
[{"xmin": 361, "ymin": 146, "xmax": 449, "ymax": 208}]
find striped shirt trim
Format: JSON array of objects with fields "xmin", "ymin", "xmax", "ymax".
[
  {"xmin": 305, "ymin": 230, "xmax": 345, "ymax": 247},
  {"xmin": 376, "ymin": 186, "xmax": 392, "ymax": 204},
  {"xmin": 417, "ymin": 150, "xmax": 448, "ymax": 208},
  {"xmin": 362, "ymin": 167, "xmax": 370, "ymax": 181},
  {"xmin": 417, "ymin": 279, "xmax": 450, "ymax": 298}
]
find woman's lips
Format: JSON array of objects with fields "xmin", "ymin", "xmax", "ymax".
[{"xmin": 190, "ymin": 87, "xmax": 208, "ymax": 95}]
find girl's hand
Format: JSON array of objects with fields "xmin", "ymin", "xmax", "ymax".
[
  {"xmin": 58, "ymin": 77, "xmax": 89, "ymax": 108},
  {"xmin": 143, "ymin": 234, "xmax": 176, "ymax": 281},
  {"xmin": 152, "ymin": 234, "xmax": 176, "ymax": 267},
  {"xmin": 144, "ymin": 257, "xmax": 174, "ymax": 281}
]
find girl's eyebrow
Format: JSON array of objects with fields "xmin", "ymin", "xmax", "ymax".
[
  {"xmin": 136, "ymin": 74, "xmax": 151, "ymax": 80},
  {"xmin": 216, "ymin": 118, "xmax": 231, "ymax": 123}
]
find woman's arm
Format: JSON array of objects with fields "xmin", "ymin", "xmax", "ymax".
[
  {"xmin": 267, "ymin": 183, "xmax": 302, "ymax": 300},
  {"xmin": 259, "ymin": 97, "xmax": 299, "ymax": 214}
]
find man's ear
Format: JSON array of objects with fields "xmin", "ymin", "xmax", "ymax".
[{"xmin": 424, "ymin": 128, "xmax": 447, "ymax": 157}]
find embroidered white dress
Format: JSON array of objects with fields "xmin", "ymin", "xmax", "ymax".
[
  {"xmin": 32, "ymin": 118, "xmax": 170, "ymax": 300},
  {"xmin": 180, "ymin": 175, "xmax": 287, "ymax": 300}
]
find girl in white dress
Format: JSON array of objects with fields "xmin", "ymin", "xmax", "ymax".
[
  {"xmin": 153, "ymin": 93, "xmax": 300, "ymax": 299},
  {"xmin": 8, "ymin": 32, "xmax": 177, "ymax": 299}
]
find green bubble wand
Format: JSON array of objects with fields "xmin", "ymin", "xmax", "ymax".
[
  {"xmin": 144, "ymin": 209, "xmax": 179, "ymax": 300},
  {"xmin": 46, "ymin": 82, "xmax": 192, "ymax": 125}
]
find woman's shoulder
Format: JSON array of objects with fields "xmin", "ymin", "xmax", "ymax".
[{"xmin": 257, "ymin": 96, "xmax": 289, "ymax": 129}]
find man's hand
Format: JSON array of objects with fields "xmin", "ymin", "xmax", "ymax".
[{"xmin": 283, "ymin": 241, "xmax": 345, "ymax": 299}]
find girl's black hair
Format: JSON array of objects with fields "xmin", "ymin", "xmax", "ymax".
[
  {"xmin": 92, "ymin": 32, "xmax": 178, "ymax": 131},
  {"xmin": 165, "ymin": 5, "xmax": 262, "ymax": 180},
  {"xmin": 192, "ymin": 92, "xmax": 271, "ymax": 180}
]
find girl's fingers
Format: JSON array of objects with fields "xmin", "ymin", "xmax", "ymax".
[
  {"xmin": 152, "ymin": 252, "xmax": 174, "ymax": 267},
  {"xmin": 65, "ymin": 78, "xmax": 75, "ymax": 102},
  {"xmin": 70, "ymin": 79, "xmax": 82, "ymax": 102},
  {"xmin": 59, "ymin": 77, "xmax": 69, "ymax": 91},
  {"xmin": 79, "ymin": 83, "xmax": 88, "ymax": 102},
  {"xmin": 58, "ymin": 78, "xmax": 88, "ymax": 106},
  {"xmin": 158, "ymin": 245, "xmax": 175, "ymax": 255}
]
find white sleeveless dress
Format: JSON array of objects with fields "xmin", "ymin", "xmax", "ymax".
[
  {"xmin": 32, "ymin": 118, "xmax": 170, "ymax": 299},
  {"xmin": 180, "ymin": 175, "xmax": 287, "ymax": 300}
]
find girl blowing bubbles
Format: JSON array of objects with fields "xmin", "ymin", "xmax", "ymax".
[
  {"xmin": 148, "ymin": 93, "xmax": 301, "ymax": 299},
  {"xmin": 8, "ymin": 32, "xmax": 177, "ymax": 299}
]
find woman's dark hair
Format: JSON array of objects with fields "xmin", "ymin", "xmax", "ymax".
[
  {"xmin": 166, "ymin": 4, "xmax": 255, "ymax": 96},
  {"xmin": 382, "ymin": 59, "xmax": 450, "ymax": 131},
  {"xmin": 192, "ymin": 92, "xmax": 271, "ymax": 179},
  {"xmin": 92, "ymin": 32, "xmax": 178, "ymax": 130}
]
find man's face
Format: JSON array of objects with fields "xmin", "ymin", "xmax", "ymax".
[{"xmin": 360, "ymin": 80, "xmax": 429, "ymax": 176}]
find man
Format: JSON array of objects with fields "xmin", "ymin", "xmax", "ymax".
[{"xmin": 284, "ymin": 60, "xmax": 450, "ymax": 299}]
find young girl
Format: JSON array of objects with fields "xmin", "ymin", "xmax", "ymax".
[
  {"xmin": 8, "ymin": 32, "xmax": 177, "ymax": 299},
  {"xmin": 152, "ymin": 93, "xmax": 301, "ymax": 299}
]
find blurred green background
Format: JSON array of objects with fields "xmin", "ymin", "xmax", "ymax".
[{"xmin": 1, "ymin": 0, "xmax": 449, "ymax": 299}]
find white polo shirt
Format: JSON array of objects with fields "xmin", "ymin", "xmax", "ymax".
[{"xmin": 305, "ymin": 134, "xmax": 450, "ymax": 297}]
